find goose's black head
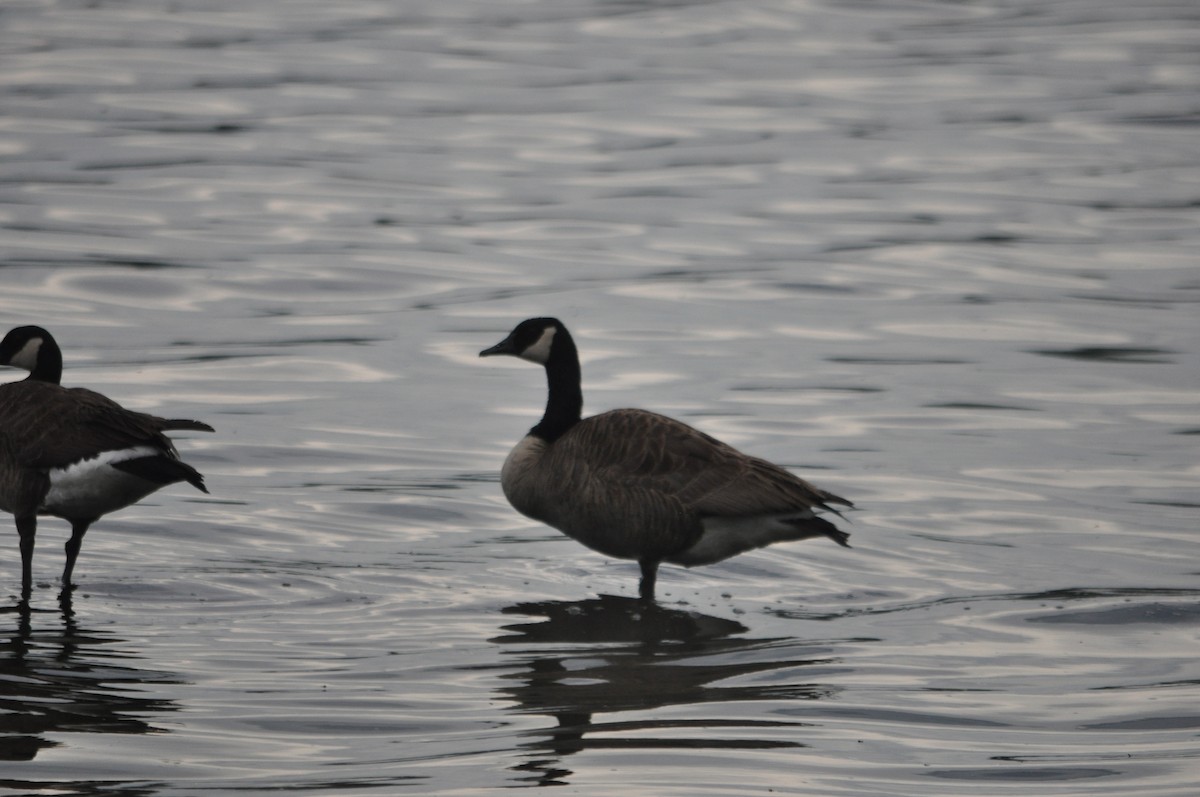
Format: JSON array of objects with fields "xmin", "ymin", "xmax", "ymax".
[
  {"xmin": 480, "ymin": 317, "xmax": 573, "ymax": 366},
  {"xmin": 0, "ymin": 325, "xmax": 63, "ymax": 384},
  {"xmin": 481, "ymin": 317, "xmax": 583, "ymax": 441}
]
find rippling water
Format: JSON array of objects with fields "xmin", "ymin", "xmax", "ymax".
[{"xmin": 1, "ymin": 0, "xmax": 1198, "ymax": 794}]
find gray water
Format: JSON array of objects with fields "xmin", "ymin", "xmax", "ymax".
[{"xmin": 1, "ymin": 0, "xmax": 1198, "ymax": 794}]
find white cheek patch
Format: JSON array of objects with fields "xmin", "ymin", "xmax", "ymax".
[
  {"xmin": 521, "ymin": 326, "xmax": 557, "ymax": 364},
  {"xmin": 9, "ymin": 338, "xmax": 42, "ymax": 371}
]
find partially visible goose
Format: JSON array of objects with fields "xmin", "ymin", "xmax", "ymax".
[
  {"xmin": 0, "ymin": 325, "xmax": 213, "ymax": 597},
  {"xmin": 480, "ymin": 317, "xmax": 853, "ymax": 601}
]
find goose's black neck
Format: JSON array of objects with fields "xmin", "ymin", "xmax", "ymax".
[
  {"xmin": 530, "ymin": 329, "xmax": 582, "ymax": 443},
  {"xmin": 30, "ymin": 339, "xmax": 63, "ymax": 384}
]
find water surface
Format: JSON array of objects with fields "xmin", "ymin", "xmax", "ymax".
[{"xmin": 1, "ymin": 0, "xmax": 1197, "ymax": 795}]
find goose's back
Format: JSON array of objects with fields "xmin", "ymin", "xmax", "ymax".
[
  {"xmin": 562, "ymin": 409, "xmax": 846, "ymax": 513},
  {"xmin": 0, "ymin": 380, "xmax": 178, "ymax": 470}
]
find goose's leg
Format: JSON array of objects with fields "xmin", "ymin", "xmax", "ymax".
[
  {"xmin": 62, "ymin": 519, "xmax": 94, "ymax": 591},
  {"xmin": 16, "ymin": 515, "xmax": 36, "ymax": 599},
  {"xmin": 638, "ymin": 558, "xmax": 659, "ymax": 602}
]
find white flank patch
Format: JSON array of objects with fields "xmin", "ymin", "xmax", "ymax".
[
  {"xmin": 520, "ymin": 325, "xmax": 557, "ymax": 364},
  {"xmin": 669, "ymin": 511, "xmax": 819, "ymax": 567},
  {"xmin": 43, "ymin": 445, "xmax": 165, "ymax": 519}
]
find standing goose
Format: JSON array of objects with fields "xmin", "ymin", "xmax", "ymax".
[
  {"xmin": 480, "ymin": 317, "xmax": 853, "ymax": 601},
  {"xmin": 0, "ymin": 325, "xmax": 213, "ymax": 597}
]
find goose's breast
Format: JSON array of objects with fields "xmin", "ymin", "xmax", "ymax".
[{"xmin": 500, "ymin": 435, "xmax": 550, "ymax": 518}]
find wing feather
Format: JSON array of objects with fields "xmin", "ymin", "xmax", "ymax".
[
  {"xmin": 550, "ymin": 408, "xmax": 851, "ymax": 520},
  {"xmin": 0, "ymin": 381, "xmax": 211, "ymax": 470}
]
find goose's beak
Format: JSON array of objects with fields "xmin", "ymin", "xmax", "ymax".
[{"xmin": 479, "ymin": 336, "xmax": 517, "ymax": 357}]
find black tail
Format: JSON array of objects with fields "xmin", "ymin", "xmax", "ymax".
[
  {"xmin": 162, "ymin": 419, "xmax": 215, "ymax": 433},
  {"xmin": 113, "ymin": 455, "xmax": 209, "ymax": 493},
  {"xmin": 785, "ymin": 514, "xmax": 851, "ymax": 548},
  {"xmin": 826, "ymin": 527, "xmax": 851, "ymax": 548}
]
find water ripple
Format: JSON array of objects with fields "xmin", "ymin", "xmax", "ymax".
[{"xmin": 2, "ymin": 0, "xmax": 1198, "ymax": 794}]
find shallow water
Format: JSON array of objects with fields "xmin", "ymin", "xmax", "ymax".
[{"xmin": 1, "ymin": 0, "xmax": 1198, "ymax": 794}]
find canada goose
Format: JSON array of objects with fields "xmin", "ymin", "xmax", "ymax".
[
  {"xmin": 480, "ymin": 317, "xmax": 853, "ymax": 601},
  {"xmin": 0, "ymin": 325, "xmax": 213, "ymax": 597}
]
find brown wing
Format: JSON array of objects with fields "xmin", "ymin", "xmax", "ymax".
[
  {"xmin": 562, "ymin": 408, "xmax": 851, "ymax": 519},
  {"xmin": 0, "ymin": 380, "xmax": 209, "ymax": 470}
]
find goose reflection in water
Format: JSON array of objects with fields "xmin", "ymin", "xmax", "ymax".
[
  {"xmin": 0, "ymin": 596, "xmax": 181, "ymax": 769},
  {"xmin": 489, "ymin": 595, "xmax": 842, "ymax": 787}
]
